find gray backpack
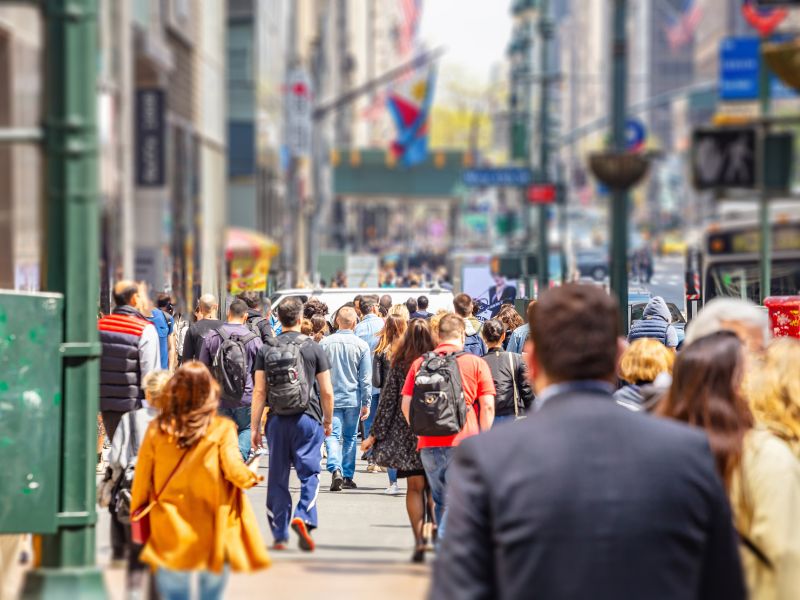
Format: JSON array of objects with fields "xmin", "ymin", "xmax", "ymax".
[{"xmin": 262, "ymin": 335, "xmax": 311, "ymax": 415}]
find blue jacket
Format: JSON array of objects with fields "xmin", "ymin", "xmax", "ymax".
[
  {"xmin": 355, "ymin": 314, "xmax": 384, "ymax": 395},
  {"xmin": 506, "ymin": 324, "xmax": 530, "ymax": 354},
  {"xmin": 320, "ymin": 330, "xmax": 372, "ymax": 409}
]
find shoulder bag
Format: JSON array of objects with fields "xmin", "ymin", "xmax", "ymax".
[
  {"xmin": 131, "ymin": 448, "xmax": 191, "ymax": 545},
  {"xmin": 508, "ymin": 353, "xmax": 526, "ymax": 421}
]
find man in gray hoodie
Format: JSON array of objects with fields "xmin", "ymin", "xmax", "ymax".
[{"xmin": 627, "ymin": 296, "xmax": 679, "ymax": 349}]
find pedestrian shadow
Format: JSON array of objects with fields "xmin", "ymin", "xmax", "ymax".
[{"xmin": 314, "ymin": 544, "xmax": 404, "ymax": 553}]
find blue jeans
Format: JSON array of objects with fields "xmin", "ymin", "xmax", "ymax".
[
  {"xmin": 492, "ymin": 414, "xmax": 517, "ymax": 427},
  {"xmin": 266, "ymin": 413, "xmax": 325, "ymax": 542},
  {"xmin": 420, "ymin": 446, "xmax": 455, "ymax": 540},
  {"xmin": 155, "ymin": 568, "xmax": 228, "ymax": 600},
  {"xmin": 218, "ymin": 406, "xmax": 251, "ymax": 461},
  {"xmin": 325, "ymin": 406, "xmax": 361, "ymax": 479},
  {"xmin": 362, "ymin": 393, "xmax": 381, "ymax": 442}
]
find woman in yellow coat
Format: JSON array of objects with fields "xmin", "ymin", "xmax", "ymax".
[
  {"xmin": 131, "ymin": 361, "xmax": 270, "ymax": 599},
  {"xmin": 660, "ymin": 332, "xmax": 800, "ymax": 600}
]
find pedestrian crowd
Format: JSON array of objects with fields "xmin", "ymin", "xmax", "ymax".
[{"xmin": 14, "ymin": 280, "xmax": 796, "ymax": 599}]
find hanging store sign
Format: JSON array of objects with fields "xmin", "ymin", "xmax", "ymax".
[{"xmin": 135, "ymin": 89, "xmax": 166, "ymax": 187}]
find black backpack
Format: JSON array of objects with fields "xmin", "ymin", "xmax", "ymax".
[
  {"xmin": 212, "ymin": 327, "xmax": 258, "ymax": 404},
  {"xmin": 262, "ymin": 335, "xmax": 311, "ymax": 415},
  {"xmin": 409, "ymin": 351, "xmax": 467, "ymax": 436}
]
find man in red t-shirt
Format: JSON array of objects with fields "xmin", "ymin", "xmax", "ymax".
[{"xmin": 401, "ymin": 313, "xmax": 495, "ymax": 538}]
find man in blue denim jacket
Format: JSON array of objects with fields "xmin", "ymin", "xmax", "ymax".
[
  {"xmin": 320, "ymin": 306, "xmax": 372, "ymax": 490},
  {"xmin": 354, "ymin": 295, "xmax": 385, "ymax": 472}
]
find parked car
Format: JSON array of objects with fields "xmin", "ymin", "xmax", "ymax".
[{"xmin": 576, "ymin": 249, "xmax": 609, "ymax": 281}]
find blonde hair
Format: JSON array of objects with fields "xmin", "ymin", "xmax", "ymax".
[
  {"xmin": 747, "ymin": 338, "xmax": 800, "ymax": 456},
  {"xmin": 388, "ymin": 304, "xmax": 410, "ymax": 320},
  {"xmin": 619, "ymin": 339, "xmax": 675, "ymax": 385},
  {"xmin": 143, "ymin": 370, "xmax": 172, "ymax": 409},
  {"xmin": 428, "ymin": 309, "xmax": 451, "ymax": 334}
]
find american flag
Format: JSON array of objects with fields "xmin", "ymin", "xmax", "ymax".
[
  {"xmin": 397, "ymin": 0, "xmax": 423, "ymax": 57},
  {"xmin": 664, "ymin": 0, "xmax": 702, "ymax": 52}
]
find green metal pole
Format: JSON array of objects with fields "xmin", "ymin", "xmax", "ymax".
[
  {"xmin": 610, "ymin": 0, "xmax": 629, "ymax": 334},
  {"xmin": 536, "ymin": 0, "xmax": 552, "ymax": 296},
  {"xmin": 23, "ymin": 0, "xmax": 104, "ymax": 596},
  {"xmin": 759, "ymin": 37, "xmax": 772, "ymax": 304}
]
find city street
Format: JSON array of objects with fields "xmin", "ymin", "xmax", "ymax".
[
  {"xmin": 97, "ymin": 457, "xmax": 430, "ymax": 600},
  {"xmin": 635, "ymin": 255, "xmax": 685, "ymax": 308}
]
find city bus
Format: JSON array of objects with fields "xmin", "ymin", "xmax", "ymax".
[{"xmin": 695, "ymin": 214, "xmax": 800, "ymax": 305}]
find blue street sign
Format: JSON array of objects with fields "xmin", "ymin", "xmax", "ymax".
[
  {"xmin": 625, "ymin": 118, "xmax": 647, "ymax": 151},
  {"xmin": 463, "ymin": 167, "xmax": 533, "ymax": 187},
  {"xmin": 720, "ymin": 36, "xmax": 797, "ymax": 101}
]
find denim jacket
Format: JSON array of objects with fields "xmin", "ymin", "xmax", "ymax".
[
  {"xmin": 320, "ymin": 330, "xmax": 372, "ymax": 409},
  {"xmin": 355, "ymin": 313, "xmax": 384, "ymax": 395}
]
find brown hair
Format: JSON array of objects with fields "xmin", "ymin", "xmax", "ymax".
[
  {"xmin": 453, "ymin": 293, "xmax": 473, "ymax": 317},
  {"xmin": 375, "ymin": 315, "xmax": 408, "ymax": 356},
  {"xmin": 438, "ymin": 313, "xmax": 466, "ymax": 341},
  {"xmin": 531, "ymin": 285, "xmax": 619, "ymax": 381},
  {"xmin": 301, "ymin": 318, "xmax": 314, "ymax": 336},
  {"xmin": 310, "ymin": 314, "xmax": 328, "ymax": 342},
  {"xmin": 157, "ymin": 361, "xmax": 219, "ymax": 449},
  {"xmin": 497, "ymin": 304, "xmax": 524, "ymax": 333},
  {"xmin": 392, "ymin": 319, "xmax": 435, "ymax": 370},
  {"xmin": 658, "ymin": 331, "xmax": 753, "ymax": 490}
]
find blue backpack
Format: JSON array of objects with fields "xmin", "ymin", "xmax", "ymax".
[{"xmin": 464, "ymin": 333, "xmax": 486, "ymax": 357}]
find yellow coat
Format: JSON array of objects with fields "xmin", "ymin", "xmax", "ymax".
[
  {"xmin": 731, "ymin": 429, "xmax": 800, "ymax": 600},
  {"xmin": 131, "ymin": 416, "xmax": 271, "ymax": 573}
]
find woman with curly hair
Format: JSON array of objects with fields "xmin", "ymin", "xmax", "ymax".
[
  {"xmin": 747, "ymin": 337, "xmax": 800, "ymax": 458},
  {"xmin": 496, "ymin": 304, "xmax": 524, "ymax": 351},
  {"xmin": 361, "ymin": 319, "xmax": 436, "ymax": 563},
  {"xmin": 303, "ymin": 298, "xmax": 329, "ymax": 320},
  {"xmin": 131, "ymin": 361, "xmax": 270, "ymax": 598},
  {"xmin": 659, "ymin": 332, "xmax": 800, "ymax": 600}
]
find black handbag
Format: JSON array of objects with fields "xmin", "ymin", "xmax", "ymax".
[{"xmin": 372, "ymin": 351, "xmax": 386, "ymax": 389}]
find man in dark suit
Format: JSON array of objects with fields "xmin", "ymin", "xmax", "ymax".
[{"xmin": 430, "ymin": 284, "xmax": 746, "ymax": 600}]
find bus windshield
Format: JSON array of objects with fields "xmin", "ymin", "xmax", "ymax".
[{"xmin": 706, "ymin": 260, "xmax": 800, "ymax": 302}]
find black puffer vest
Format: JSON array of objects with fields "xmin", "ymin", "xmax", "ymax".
[{"xmin": 98, "ymin": 305, "xmax": 149, "ymax": 412}]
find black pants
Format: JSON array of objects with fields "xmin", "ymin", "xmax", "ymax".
[{"xmin": 101, "ymin": 410, "xmax": 125, "ymax": 442}]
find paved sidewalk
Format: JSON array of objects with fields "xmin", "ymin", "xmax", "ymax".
[{"xmin": 98, "ymin": 456, "xmax": 432, "ymax": 599}]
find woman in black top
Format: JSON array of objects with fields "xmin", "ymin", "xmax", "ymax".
[
  {"xmin": 361, "ymin": 318, "xmax": 436, "ymax": 563},
  {"xmin": 481, "ymin": 319, "xmax": 534, "ymax": 424}
]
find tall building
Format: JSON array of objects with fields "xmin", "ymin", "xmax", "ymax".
[
  {"xmin": 0, "ymin": 2, "xmax": 227, "ymax": 308},
  {"xmin": 0, "ymin": 7, "xmax": 43, "ymax": 291}
]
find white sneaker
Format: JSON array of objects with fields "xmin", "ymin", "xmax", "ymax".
[{"xmin": 384, "ymin": 482, "xmax": 401, "ymax": 495}]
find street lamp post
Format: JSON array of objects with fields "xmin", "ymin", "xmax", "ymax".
[
  {"xmin": 22, "ymin": 0, "xmax": 105, "ymax": 596},
  {"xmin": 537, "ymin": 0, "xmax": 552, "ymax": 295},
  {"xmin": 609, "ymin": 0, "xmax": 630, "ymax": 333}
]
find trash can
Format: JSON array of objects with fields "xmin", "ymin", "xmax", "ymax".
[{"xmin": 764, "ymin": 296, "xmax": 800, "ymax": 339}]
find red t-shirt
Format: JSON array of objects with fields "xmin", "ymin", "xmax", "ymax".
[{"xmin": 402, "ymin": 342, "xmax": 496, "ymax": 449}]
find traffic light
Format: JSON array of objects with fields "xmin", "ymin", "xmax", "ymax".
[{"xmin": 491, "ymin": 253, "xmax": 538, "ymax": 279}]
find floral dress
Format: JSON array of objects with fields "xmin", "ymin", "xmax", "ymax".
[{"xmin": 370, "ymin": 363, "xmax": 424, "ymax": 472}]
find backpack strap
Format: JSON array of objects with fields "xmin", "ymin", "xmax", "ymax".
[{"xmin": 216, "ymin": 327, "xmax": 231, "ymax": 342}]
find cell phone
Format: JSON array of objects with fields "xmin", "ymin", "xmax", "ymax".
[{"xmin": 246, "ymin": 446, "xmax": 266, "ymax": 466}]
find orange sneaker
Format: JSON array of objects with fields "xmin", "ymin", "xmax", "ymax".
[{"xmin": 291, "ymin": 518, "xmax": 315, "ymax": 552}]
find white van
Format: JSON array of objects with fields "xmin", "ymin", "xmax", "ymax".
[{"xmin": 269, "ymin": 287, "xmax": 455, "ymax": 321}]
